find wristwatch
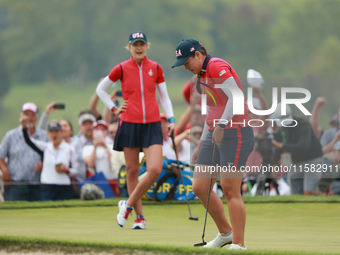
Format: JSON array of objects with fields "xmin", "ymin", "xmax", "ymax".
[
  {"xmin": 111, "ymin": 104, "xmax": 118, "ymax": 112},
  {"xmin": 217, "ymin": 124, "xmax": 226, "ymax": 130}
]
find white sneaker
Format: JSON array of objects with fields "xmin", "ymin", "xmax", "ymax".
[
  {"xmin": 203, "ymin": 232, "xmax": 233, "ymax": 248},
  {"xmin": 132, "ymin": 217, "xmax": 146, "ymax": 229},
  {"xmin": 116, "ymin": 200, "xmax": 132, "ymax": 227},
  {"xmin": 228, "ymin": 243, "xmax": 247, "ymax": 250}
]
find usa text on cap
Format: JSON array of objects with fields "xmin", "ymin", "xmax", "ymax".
[
  {"xmin": 172, "ymin": 39, "xmax": 201, "ymax": 68},
  {"xmin": 129, "ymin": 31, "xmax": 148, "ymax": 44},
  {"xmin": 48, "ymin": 121, "xmax": 61, "ymax": 131}
]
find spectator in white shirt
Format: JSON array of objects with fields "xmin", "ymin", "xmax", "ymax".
[
  {"xmin": 22, "ymin": 120, "xmax": 78, "ymax": 201},
  {"xmin": 82, "ymin": 120, "xmax": 116, "ymax": 180}
]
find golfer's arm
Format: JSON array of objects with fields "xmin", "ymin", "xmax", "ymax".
[
  {"xmin": 200, "ymin": 120, "xmax": 209, "ymax": 141},
  {"xmin": 157, "ymin": 82, "xmax": 175, "ymax": 119},
  {"xmin": 216, "ymin": 77, "xmax": 237, "ymax": 126},
  {"xmin": 96, "ymin": 76, "xmax": 117, "ymax": 111}
]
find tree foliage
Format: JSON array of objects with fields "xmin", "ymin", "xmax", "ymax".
[
  {"xmin": 0, "ymin": 0, "xmax": 339, "ymax": 91},
  {"xmin": 0, "ymin": 43, "xmax": 10, "ymax": 100}
]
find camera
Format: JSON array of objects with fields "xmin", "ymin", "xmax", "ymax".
[
  {"xmin": 93, "ymin": 130, "xmax": 104, "ymax": 139},
  {"xmin": 53, "ymin": 103, "xmax": 65, "ymax": 109}
]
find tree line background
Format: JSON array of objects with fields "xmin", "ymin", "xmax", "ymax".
[{"xmin": 0, "ymin": 0, "xmax": 340, "ymax": 139}]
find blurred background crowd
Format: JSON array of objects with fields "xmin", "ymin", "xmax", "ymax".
[
  {"xmin": 1, "ymin": 70, "xmax": 339, "ymax": 202},
  {"xmin": 1, "ymin": 0, "xmax": 340, "ymax": 201}
]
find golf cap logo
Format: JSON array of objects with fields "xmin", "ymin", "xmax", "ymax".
[
  {"xmin": 176, "ymin": 49, "xmax": 182, "ymax": 57},
  {"xmin": 132, "ymin": 32, "xmax": 144, "ymax": 39}
]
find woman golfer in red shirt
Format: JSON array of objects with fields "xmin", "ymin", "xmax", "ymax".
[
  {"xmin": 97, "ymin": 31, "xmax": 175, "ymax": 229},
  {"xmin": 172, "ymin": 39, "xmax": 254, "ymax": 250}
]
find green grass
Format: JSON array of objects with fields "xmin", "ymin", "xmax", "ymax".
[
  {"xmin": 1, "ymin": 195, "xmax": 340, "ymax": 210},
  {"xmin": 0, "ymin": 80, "xmax": 188, "ymax": 140},
  {"xmin": 1, "ymin": 197, "xmax": 340, "ymax": 254}
]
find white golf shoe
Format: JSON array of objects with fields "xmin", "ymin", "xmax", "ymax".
[
  {"xmin": 132, "ymin": 217, "xmax": 146, "ymax": 229},
  {"xmin": 203, "ymin": 232, "xmax": 233, "ymax": 248},
  {"xmin": 228, "ymin": 243, "xmax": 247, "ymax": 250},
  {"xmin": 116, "ymin": 200, "xmax": 132, "ymax": 227}
]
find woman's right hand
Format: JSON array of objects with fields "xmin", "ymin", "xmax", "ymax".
[
  {"xmin": 191, "ymin": 139, "xmax": 203, "ymax": 164},
  {"xmin": 113, "ymin": 100, "xmax": 128, "ymax": 116},
  {"xmin": 191, "ymin": 148, "xmax": 199, "ymax": 164}
]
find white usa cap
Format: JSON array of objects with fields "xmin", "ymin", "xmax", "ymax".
[{"xmin": 247, "ymin": 69, "xmax": 264, "ymax": 89}]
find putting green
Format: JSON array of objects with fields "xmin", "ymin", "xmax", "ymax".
[{"xmin": 0, "ymin": 202, "xmax": 339, "ymax": 254}]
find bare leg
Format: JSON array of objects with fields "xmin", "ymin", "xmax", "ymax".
[
  {"xmin": 124, "ymin": 144, "xmax": 163, "ymax": 213},
  {"xmin": 123, "ymin": 147, "xmax": 143, "ymax": 216},
  {"xmin": 192, "ymin": 165, "xmax": 232, "ymax": 235},
  {"xmin": 220, "ymin": 176, "xmax": 245, "ymax": 246}
]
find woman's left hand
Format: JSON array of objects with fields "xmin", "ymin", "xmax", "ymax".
[
  {"xmin": 212, "ymin": 127, "xmax": 224, "ymax": 147},
  {"xmin": 113, "ymin": 100, "xmax": 128, "ymax": 116}
]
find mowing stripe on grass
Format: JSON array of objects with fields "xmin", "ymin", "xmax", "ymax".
[{"xmin": 1, "ymin": 195, "xmax": 340, "ymax": 210}]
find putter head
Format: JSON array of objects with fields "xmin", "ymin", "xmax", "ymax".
[
  {"xmin": 189, "ymin": 216, "xmax": 199, "ymax": 221},
  {"xmin": 194, "ymin": 241, "xmax": 206, "ymax": 247}
]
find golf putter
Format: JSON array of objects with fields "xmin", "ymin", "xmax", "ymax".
[
  {"xmin": 170, "ymin": 132, "xmax": 199, "ymax": 221},
  {"xmin": 194, "ymin": 143, "xmax": 218, "ymax": 247}
]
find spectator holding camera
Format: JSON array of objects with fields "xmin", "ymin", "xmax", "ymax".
[
  {"xmin": 82, "ymin": 120, "xmax": 116, "ymax": 180},
  {"xmin": 22, "ymin": 120, "xmax": 78, "ymax": 201},
  {"xmin": 271, "ymin": 103, "xmax": 323, "ymax": 195},
  {"xmin": 36, "ymin": 101, "xmax": 74, "ymax": 144},
  {"xmin": 0, "ymin": 102, "xmax": 49, "ymax": 201}
]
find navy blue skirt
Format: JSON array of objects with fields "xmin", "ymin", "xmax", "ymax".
[
  {"xmin": 196, "ymin": 125, "xmax": 254, "ymax": 169},
  {"xmin": 113, "ymin": 119, "xmax": 163, "ymax": 151}
]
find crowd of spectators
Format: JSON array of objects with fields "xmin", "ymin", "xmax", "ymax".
[
  {"xmin": 1, "ymin": 72, "xmax": 339, "ymax": 202},
  {"xmin": 0, "ymin": 84, "xmax": 126, "ymax": 201}
]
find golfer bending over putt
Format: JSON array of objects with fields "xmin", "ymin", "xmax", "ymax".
[{"xmin": 172, "ymin": 39, "xmax": 254, "ymax": 250}]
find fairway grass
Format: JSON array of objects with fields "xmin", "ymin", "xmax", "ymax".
[{"xmin": 1, "ymin": 198, "xmax": 340, "ymax": 254}]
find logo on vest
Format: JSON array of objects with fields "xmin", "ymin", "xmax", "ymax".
[{"xmin": 148, "ymin": 69, "xmax": 153, "ymax": 77}]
